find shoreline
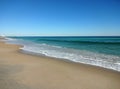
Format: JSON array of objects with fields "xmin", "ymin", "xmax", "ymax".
[
  {"xmin": 5, "ymin": 38, "xmax": 120, "ymax": 72},
  {"xmin": 2, "ymin": 39, "xmax": 120, "ymax": 73},
  {"xmin": 0, "ymin": 41, "xmax": 120, "ymax": 89},
  {"xmin": 20, "ymin": 48, "xmax": 120, "ymax": 73},
  {"xmin": 4, "ymin": 38, "xmax": 120, "ymax": 72}
]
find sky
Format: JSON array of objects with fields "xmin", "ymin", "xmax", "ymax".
[{"xmin": 0, "ymin": 0, "xmax": 120, "ymax": 36}]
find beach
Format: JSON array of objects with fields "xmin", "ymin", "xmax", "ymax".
[{"xmin": 0, "ymin": 41, "xmax": 120, "ymax": 89}]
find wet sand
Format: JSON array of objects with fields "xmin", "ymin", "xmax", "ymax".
[{"xmin": 0, "ymin": 41, "xmax": 120, "ymax": 89}]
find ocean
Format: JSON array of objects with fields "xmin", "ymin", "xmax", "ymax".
[{"xmin": 5, "ymin": 36, "xmax": 120, "ymax": 72}]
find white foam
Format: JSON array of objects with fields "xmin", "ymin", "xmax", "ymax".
[
  {"xmin": 20, "ymin": 44, "xmax": 120, "ymax": 72},
  {"xmin": 115, "ymin": 63, "xmax": 120, "ymax": 65}
]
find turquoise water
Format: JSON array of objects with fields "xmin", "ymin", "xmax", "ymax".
[{"xmin": 5, "ymin": 36, "xmax": 120, "ymax": 71}]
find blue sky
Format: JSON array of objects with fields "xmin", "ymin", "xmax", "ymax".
[{"xmin": 0, "ymin": 0, "xmax": 120, "ymax": 36}]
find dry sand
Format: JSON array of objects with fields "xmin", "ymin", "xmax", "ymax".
[{"xmin": 0, "ymin": 41, "xmax": 120, "ymax": 89}]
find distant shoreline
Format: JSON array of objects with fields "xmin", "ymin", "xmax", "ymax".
[{"xmin": 5, "ymin": 35, "xmax": 120, "ymax": 38}]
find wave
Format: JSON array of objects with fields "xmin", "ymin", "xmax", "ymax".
[{"xmin": 37, "ymin": 39, "xmax": 120, "ymax": 44}]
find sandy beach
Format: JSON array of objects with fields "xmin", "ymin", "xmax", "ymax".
[{"xmin": 0, "ymin": 41, "xmax": 120, "ymax": 89}]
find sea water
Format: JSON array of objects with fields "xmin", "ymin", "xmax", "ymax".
[{"xmin": 5, "ymin": 36, "xmax": 120, "ymax": 72}]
